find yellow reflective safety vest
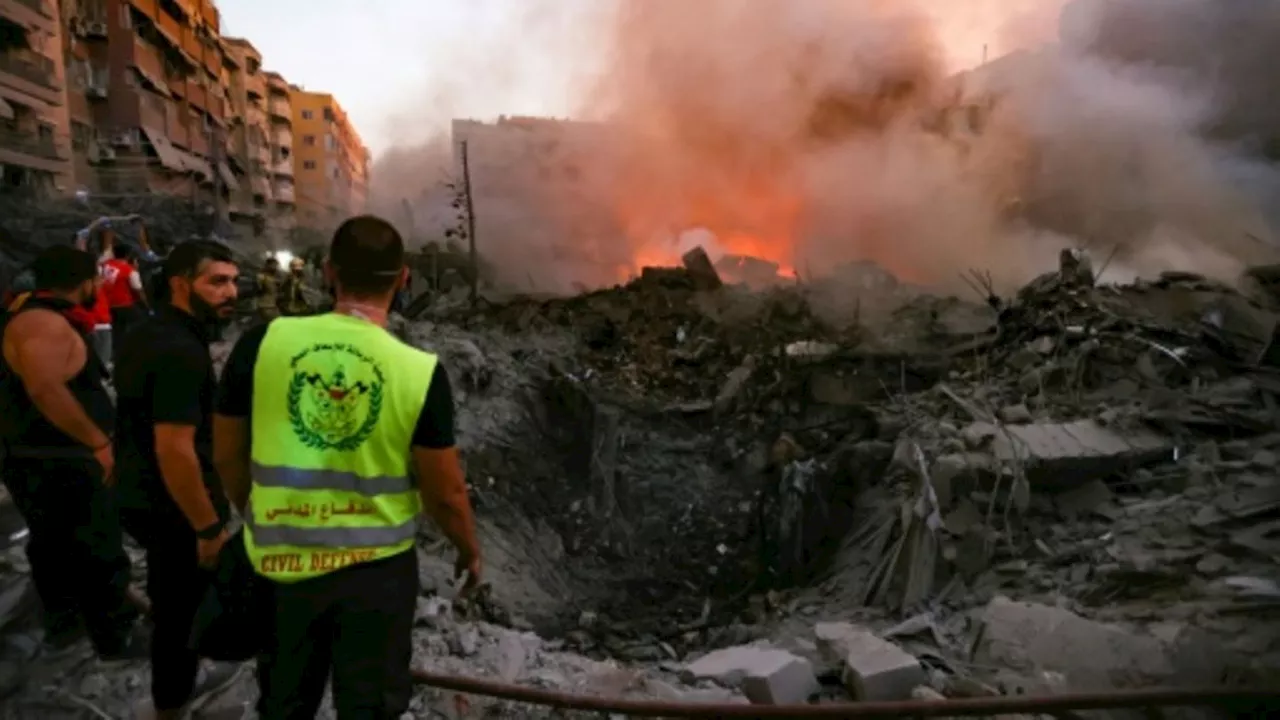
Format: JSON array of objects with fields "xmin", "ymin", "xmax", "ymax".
[{"xmin": 244, "ymin": 313, "xmax": 437, "ymax": 582}]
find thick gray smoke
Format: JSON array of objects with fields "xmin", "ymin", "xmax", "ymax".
[{"xmin": 374, "ymin": 0, "xmax": 1280, "ymax": 292}]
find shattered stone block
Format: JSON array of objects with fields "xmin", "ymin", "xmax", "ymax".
[
  {"xmin": 978, "ymin": 419, "xmax": 1172, "ymax": 488},
  {"xmin": 682, "ymin": 246, "xmax": 723, "ymax": 290},
  {"xmin": 681, "ymin": 646, "xmax": 817, "ymax": 705},
  {"xmin": 814, "ymin": 622, "xmax": 924, "ymax": 701},
  {"xmin": 975, "ymin": 596, "xmax": 1176, "ymax": 690}
]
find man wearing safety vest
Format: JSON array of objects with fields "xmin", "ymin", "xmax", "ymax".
[{"xmin": 213, "ymin": 215, "xmax": 480, "ymax": 719}]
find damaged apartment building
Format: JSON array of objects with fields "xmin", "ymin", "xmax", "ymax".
[
  {"xmin": 0, "ymin": 0, "xmax": 72, "ymax": 194},
  {"xmin": 1, "ymin": 0, "xmax": 370, "ymax": 239},
  {"xmin": 62, "ymin": 0, "xmax": 232, "ymax": 203}
]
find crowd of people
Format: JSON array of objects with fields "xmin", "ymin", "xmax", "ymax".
[{"xmin": 0, "ymin": 216, "xmax": 481, "ymax": 719}]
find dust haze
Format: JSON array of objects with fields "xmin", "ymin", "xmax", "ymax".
[{"xmin": 373, "ymin": 0, "xmax": 1280, "ymax": 294}]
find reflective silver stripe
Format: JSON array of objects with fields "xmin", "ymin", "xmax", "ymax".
[
  {"xmin": 252, "ymin": 463, "xmax": 411, "ymax": 495},
  {"xmin": 246, "ymin": 514, "xmax": 418, "ymax": 548}
]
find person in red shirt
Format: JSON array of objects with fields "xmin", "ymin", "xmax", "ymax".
[{"xmin": 101, "ymin": 244, "xmax": 148, "ymax": 361}]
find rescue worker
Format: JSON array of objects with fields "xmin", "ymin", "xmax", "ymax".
[
  {"xmin": 279, "ymin": 256, "xmax": 311, "ymax": 316},
  {"xmin": 114, "ymin": 240, "xmax": 243, "ymax": 719},
  {"xmin": 213, "ymin": 215, "xmax": 481, "ymax": 719},
  {"xmin": 0, "ymin": 245, "xmax": 148, "ymax": 661},
  {"xmin": 101, "ymin": 244, "xmax": 149, "ymax": 362},
  {"xmin": 256, "ymin": 256, "xmax": 282, "ymax": 323}
]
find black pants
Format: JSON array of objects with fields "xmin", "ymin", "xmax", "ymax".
[
  {"xmin": 120, "ymin": 509, "xmax": 210, "ymax": 711},
  {"xmin": 109, "ymin": 305, "xmax": 144, "ymax": 366},
  {"xmin": 257, "ymin": 549, "xmax": 418, "ymax": 719},
  {"xmin": 1, "ymin": 457, "xmax": 136, "ymax": 653}
]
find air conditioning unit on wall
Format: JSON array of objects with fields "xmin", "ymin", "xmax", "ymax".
[
  {"xmin": 86, "ymin": 85, "xmax": 107, "ymax": 99},
  {"xmin": 88, "ymin": 22, "xmax": 108, "ymax": 37}
]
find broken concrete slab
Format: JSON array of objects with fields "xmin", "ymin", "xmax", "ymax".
[
  {"xmin": 682, "ymin": 246, "xmax": 723, "ymax": 290},
  {"xmin": 681, "ymin": 646, "xmax": 817, "ymax": 705},
  {"xmin": 973, "ymin": 596, "xmax": 1188, "ymax": 690},
  {"xmin": 975, "ymin": 419, "xmax": 1173, "ymax": 488},
  {"xmin": 814, "ymin": 622, "xmax": 924, "ymax": 701}
]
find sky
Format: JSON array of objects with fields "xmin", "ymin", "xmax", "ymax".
[
  {"xmin": 216, "ymin": 0, "xmax": 604, "ymax": 158},
  {"xmin": 216, "ymin": 0, "xmax": 1060, "ymax": 160}
]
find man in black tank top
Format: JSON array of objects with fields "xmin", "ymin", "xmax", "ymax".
[{"xmin": 0, "ymin": 245, "xmax": 148, "ymax": 662}]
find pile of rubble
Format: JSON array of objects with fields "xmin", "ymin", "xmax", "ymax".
[
  {"xmin": 0, "ymin": 194, "xmax": 240, "ymax": 284},
  {"xmin": 413, "ymin": 245, "xmax": 1280, "ymax": 698},
  {"xmin": 2, "ymin": 243, "xmax": 1279, "ymax": 714}
]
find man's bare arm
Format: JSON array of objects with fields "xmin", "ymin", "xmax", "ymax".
[
  {"xmin": 6, "ymin": 311, "xmax": 110, "ymax": 449},
  {"xmin": 212, "ymin": 414, "xmax": 251, "ymax": 513},
  {"xmin": 412, "ymin": 446, "xmax": 479, "ymax": 560},
  {"xmin": 155, "ymin": 424, "xmax": 219, "ymax": 530}
]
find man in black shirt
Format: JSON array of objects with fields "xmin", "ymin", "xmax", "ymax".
[
  {"xmin": 213, "ymin": 216, "xmax": 479, "ymax": 718},
  {"xmin": 0, "ymin": 245, "xmax": 145, "ymax": 661},
  {"xmin": 114, "ymin": 240, "xmax": 241, "ymax": 719}
]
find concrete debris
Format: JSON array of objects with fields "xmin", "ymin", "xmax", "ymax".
[
  {"xmin": 681, "ymin": 245, "xmax": 723, "ymax": 291},
  {"xmin": 681, "ymin": 645, "xmax": 817, "ymax": 705},
  {"xmin": 980, "ymin": 418, "xmax": 1174, "ymax": 488},
  {"xmin": 6, "ymin": 247, "xmax": 1280, "ymax": 715},
  {"xmin": 814, "ymin": 622, "xmax": 925, "ymax": 700},
  {"xmin": 973, "ymin": 596, "xmax": 1239, "ymax": 691}
]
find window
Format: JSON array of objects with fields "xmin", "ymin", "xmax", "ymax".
[
  {"xmin": 303, "ymin": 134, "xmax": 315, "ymax": 145},
  {"xmin": 324, "ymin": 134, "xmax": 335, "ymax": 151},
  {"xmin": 303, "ymin": 160, "xmax": 316, "ymax": 170},
  {"xmin": 72, "ymin": 122, "xmax": 93, "ymax": 151},
  {"xmin": 301, "ymin": 109, "xmax": 313, "ymax": 120},
  {"xmin": 323, "ymin": 107, "xmax": 334, "ymax": 121}
]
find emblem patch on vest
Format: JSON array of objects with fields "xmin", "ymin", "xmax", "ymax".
[{"xmin": 287, "ymin": 342, "xmax": 386, "ymax": 451}]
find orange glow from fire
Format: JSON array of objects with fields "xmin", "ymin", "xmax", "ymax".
[{"xmin": 613, "ymin": 156, "xmax": 806, "ymax": 282}]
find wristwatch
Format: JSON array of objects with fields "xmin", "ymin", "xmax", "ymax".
[{"xmin": 195, "ymin": 520, "xmax": 225, "ymax": 540}]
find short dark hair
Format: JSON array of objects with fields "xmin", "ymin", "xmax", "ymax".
[
  {"xmin": 162, "ymin": 239, "xmax": 234, "ymax": 281},
  {"xmin": 32, "ymin": 245, "xmax": 98, "ymax": 292},
  {"xmin": 112, "ymin": 243, "xmax": 136, "ymax": 261},
  {"xmin": 157, "ymin": 240, "xmax": 234, "ymax": 303},
  {"xmin": 328, "ymin": 215, "xmax": 405, "ymax": 296}
]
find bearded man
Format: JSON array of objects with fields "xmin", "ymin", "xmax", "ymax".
[{"xmin": 113, "ymin": 240, "xmax": 243, "ymax": 719}]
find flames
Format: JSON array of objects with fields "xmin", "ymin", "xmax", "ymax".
[{"xmin": 612, "ymin": 155, "xmax": 806, "ymax": 283}]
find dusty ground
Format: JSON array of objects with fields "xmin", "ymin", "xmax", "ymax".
[{"xmin": 1, "ymin": 257, "xmax": 1279, "ymax": 718}]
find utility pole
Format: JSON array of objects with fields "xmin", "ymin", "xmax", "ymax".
[{"xmin": 459, "ymin": 139, "xmax": 478, "ymax": 307}]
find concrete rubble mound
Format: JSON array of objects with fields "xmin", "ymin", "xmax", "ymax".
[
  {"xmin": 0, "ymin": 194, "xmax": 240, "ymax": 282},
  {"xmin": 2, "ymin": 247, "xmax": 1279, "ymax": 713}
]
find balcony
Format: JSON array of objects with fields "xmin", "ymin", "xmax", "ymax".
[
  {"xmin": 1, "ymin": 0, "xmax": 54, "ymax": 29},
  {"xmin": 273, "ymin": 182, "xmax": 295, "ymax": 204},
  {"xmin": 271, "ymin": 158, "xmax": 293, "ymax": 178},
  {"xmin": 250, "ymin": 175, "xmax": 270, "ymax": 198},
  {"xmin": 245, "ymin": 73, "xmax": 265, "ymax": 99},
  {"xmin": 188, "ymin": 128, "xmax": 208, "ymax": 156},
  {"xmin": 272, "ymin": 127, "xmax": 292, "ymax": 148},
  {"xmin": 180, "ymin": 27, "xmax": 202, "ymax": 64},
  {"xmin": 0, "ymin": 53, "xmax": 60, "ymax": 99},
  {"xmin": 187, "ymin": 81, "xmax": 208, "ymax": 110},
  {"xmin": 0, "ymin": 126, "xmax": 65, "ymax": 174},
  {"xmin": 200, "ymin": 0, "xmax": 219, "ymax": 31},
  {"xmin": 154, "ymin": 8, "xmax": 183, "ymax": 51},
  {"xmin": 130, "ymin": 38, "xmax": 167, "ymax": 89},
  {"xmin": 268, "ymin": 97, "xmax": 290, "ymax": 121}
]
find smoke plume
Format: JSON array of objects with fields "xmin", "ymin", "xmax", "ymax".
[{"xmin": 376, "ymin": 0, "xmax": 1280, "ymax": 293}]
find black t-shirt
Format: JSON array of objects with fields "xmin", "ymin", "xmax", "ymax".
[
  {"xmin": 114, "ymin": 306, "xmax": 224, "ymax": 516},
  {"xmin": 214, "ymin": 320, "xmax": 455, "ymax": 448}
]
